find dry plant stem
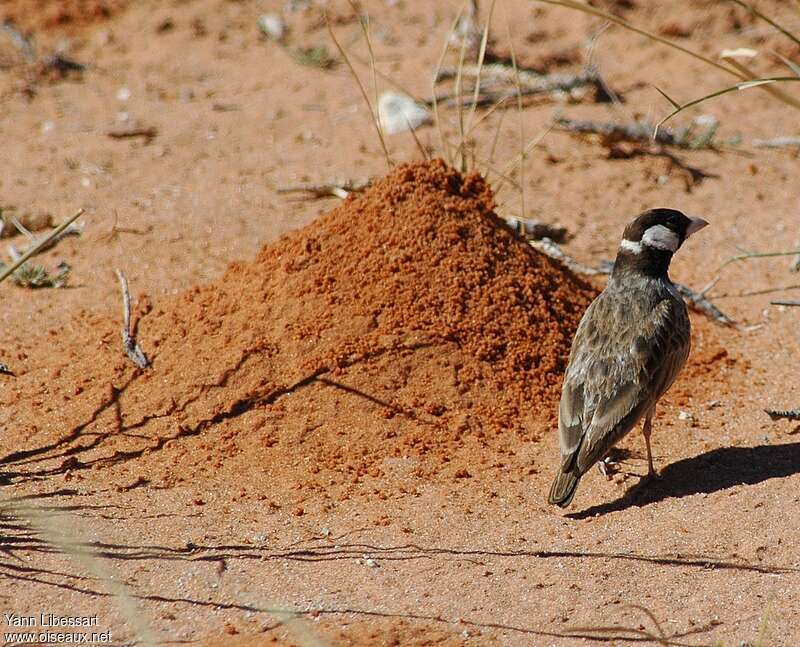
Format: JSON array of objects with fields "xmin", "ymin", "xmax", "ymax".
[
  {"xmin": 464, "ymin": 0, "xmax": 497, "ymax": 139},
  {"xmin": 277, "ymin": 179, "xmax": 371, "ymax": 199},
  {"xmin": 657, "ymin": 77, "xmax": 800, "ymax": 131},
  {"xmin": 438, "ymin": 65, "xmax": 601, "ymax": 95},
  {"xmin": 493, "ymin": 125, "xmax": 553, "ymax": 193},
  {"xmin": 116, "ymin": 269, "xmax": 150, "ymax": 369},
  {"xmin": 6, "ymin": 503, "xmax": 157, "ymax": 647},
  {"xmin": 351, "ymin": 2, "xmax": 384, "ymax": 160},
  {"xmin": 507, "ymin": 24, "xmax": 526, "ymax": 221},
  {"xmin": 12, "ymin": 217, "xmax": 82, "ymax": 255},
  {"xmin": 107, "ymin": 126, "xmax": 158, "ymax": 142},
  {"xmin": 703, "ymin": 249, "xmax": 800, "ymax": 295},
  {"xmin": 455, "ymin": 20, "xmax": 470, "ymax": 172},
  {"xmin": 326, "ymin": 14, "xmax": 392, "ymax": 169},
  {"xmin": 405, "ymin": 118, "xmax": 430, "ymax": 160},
  {"xmin": 722, "ymin": 57, "xmax": 800, "ymax": 110},
  {"xmin": 529, "ymin": 239, "xmax": 737, "ymax": 326},
  {"xmin": 555, "ymin": 117, "xmax": 713, "ymax": 149},
  {"xmin": 764, "ymin": 407, "xmax": 800, "ymax": 421},
  {"xmin": 727, "ymin": 0, "xmax": 800, "ymax": 49},
  {"xmin": 432, "ymin": 10, "xmax": 465, "ymax": 166},
  {"xmin": 674, "ymin": 283, "xmax": 737, "ymax": 327},
  {"xmin": 0, "ymin": 208, "xmax": 84, "ymax": 285},
  {"xmin": 753, "ymin": 136, "xmax": 800, "ymax": 148},
  {"xmin": 771, "ymin": 299, "xmax": 800, "ymax": 306},
  {"xmin": 533, "ymin": 0, "xmax": 742, "ymax": 80}
]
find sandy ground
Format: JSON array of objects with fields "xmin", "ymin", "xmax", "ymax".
[{"xmin": 0, "ymin": 0, "xmax": 799, "ymax": 645}]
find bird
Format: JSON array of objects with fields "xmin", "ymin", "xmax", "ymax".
[{"xmin": 548, "ymin": 208, "xmax": 708, "ymax": 508}]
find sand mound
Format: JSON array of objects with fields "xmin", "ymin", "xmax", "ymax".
[{"xmin": 2, "ymin": 160, "xmax": 594, "ymax": 497}]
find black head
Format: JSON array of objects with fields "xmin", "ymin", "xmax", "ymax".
[{"xmin": 613, "ymin": 208, "xmax": 708, "ymax": 279}]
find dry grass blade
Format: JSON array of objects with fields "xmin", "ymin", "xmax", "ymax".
[
  {"xmin": 326, "ymin": 13, "xmax": 392, "ymax": 169},
  {"xmin": 534, "ymin": 0, "xmax": 742, "ymax": 79},
  {"xmin": 728, "ymin": 0, "xmax": 800, "ymax": 49},
  {"xmin": 721, "ymin": 54, "xmax": 800, "ymax": 110},
  {"xmin": 702, "ymin": 247, "xmax": 800, "ymax": 294},
  {"xmin": 0, "ymin": 208, "xmax": 84, "ymax": 285},
  {"xmin": 493, "ymin": 125, "xmax": 553, "ymax": 193},
  {"xmin": 655, "ymin": 77, "xmax": 800, "ymax": 132},
  {"xmin": 6, "ymin": 502, "xmax": 157, "ymax": 647},
  {"xmin": 506, "ymin": 24, "xmax": 526, "ymax": 220},
  {"xmin": 432, "ymin": 10, "xmax": 465, "ymax": 166},
  {"xmin": 454, "ymin": 19, "xmax": 470, "ymax": 171},
  {"xmin": 351, "ymin": 2, "xmax": 384, "ymax": 149},
  {"xmin": 464, "ymin": 0, "xmax": 497, "ymax": 139},
  {"xmin": 405, "ymin": 115, "xmax": 430, "ymax": 160}
]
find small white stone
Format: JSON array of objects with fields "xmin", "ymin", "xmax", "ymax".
[
  {"xmin": 377, "ymin": 91, "xmax": 431, "ymax": 135},
  {"xmin": 678, "ymin": 410, "xmax": 693, "ymax": 421},
  {"xmin": 41, "ymin": 120, "xmax": 55, "ymax": 134},
  {"xmin": 258, "ymin": 13, "xmax": 286, "ymax": 42},
  {"xmin": 117, "ymin": 87, "xmax": 131, "ymax": 101},
  {"xmin": 362, "ymin": 555, "xmax": 379, "ymax": 568}
]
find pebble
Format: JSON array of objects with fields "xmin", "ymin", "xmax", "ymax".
[{"xmin": 377, "ymin": 91, "xmax": 431, "ymax": 135}]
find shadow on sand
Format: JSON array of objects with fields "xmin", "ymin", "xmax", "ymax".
[{"xmin": 570, "ymin": 441, "xmax": 800, "ymax": 519}]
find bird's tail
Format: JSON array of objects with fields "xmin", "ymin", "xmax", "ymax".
[{"xmin": 548, "ymin": 469, "xmax": 582, "ymax": 508}]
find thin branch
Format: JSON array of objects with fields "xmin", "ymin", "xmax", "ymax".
[
  {"xmin": 555, "ymin": 116, "xmax": 718, "ymax": 150},
  {"xmin": 764, "ymin": 408, "xmax": 800, "ymax": 421},
  {"xmin": 0, "ymin": 208, "xmax": 84, "ymax": 285},
  {"xmin": 277, "ymin": 179, "xmax": 371, "ymax": 200},
  {"xmin": 528, "ymin": 239, "xmax": 737, "ymax": 326},
  {"xmin": 752, "ymin": 136, "xmax": 800, "ymax": 148},
  {"xmin": 116, "ymin": 269, "xmax": 150, "ymax": 370},
  {"xmin": 702, "ymin": 249, "xmax": 800, "ymax": 294}
]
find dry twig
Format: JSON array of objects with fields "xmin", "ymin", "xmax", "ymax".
[
  {"xmin": 528, "ymin": 238, "xmax": 737, "ymax": 326},
  {"xmin": 555, "ymin": 116, "xmax": 718, "ymax": 150},
  {"xmin": 771, "ymin": 299, "xmax": 800, "ymax": 306},
  {"xmin": 0, "ymin": 209, "xmax": 84, "ymax": 285},
  {"xmin": 277, "ymin": 178, "xmax": 371, "ymax": 200},
  {"xmin": 752, "ymin": 136, "xmax": 800, "ymax": 148},
  {"xmin": 504, "ymin": 217, "xmax": 569, "ymax": 243},
  {"xmin": 107, "ymin": 126, "xmax": 158, "ymax": 143},
  {"xmin": 116, "ymin": 269, "xmax": 150, "ymax": 370},
  {"xmin": 764, "ymin": 408, "xmax": 800, "ymax": 421}
]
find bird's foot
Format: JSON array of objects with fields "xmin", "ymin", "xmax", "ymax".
[
  {"xmin": 596, "ymin": 457, "xmax": 619, "ymax": 480},
  {"xmin": 641, "ymin": 468, "xmax": 660, "ymax": 482}
]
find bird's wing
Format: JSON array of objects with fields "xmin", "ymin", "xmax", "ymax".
[{"xmin": 557, "ymin": 291, "xmax": 690, "ymax": 475}]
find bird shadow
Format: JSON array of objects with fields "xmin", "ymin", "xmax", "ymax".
[{"xmin": 569, "ymin": 441, "xmax": 800, "ymax": 519}]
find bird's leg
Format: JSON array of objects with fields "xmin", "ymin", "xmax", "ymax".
[
  {"xmin": 596, "ymin": 455, "xmax": 618, "ymax": 479},
  {"xmin": 642, "ymin": 407, "xmax": 656, "ymax": 477}
]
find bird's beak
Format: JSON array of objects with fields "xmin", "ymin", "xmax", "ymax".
[{"xmin": 685, "ymin": 217, "xmax": 709, "ymax": 238}]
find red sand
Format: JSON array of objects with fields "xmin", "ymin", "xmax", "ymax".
[{"xmin": 5, "ymin": 160, "xmax": 595, "ymax": 496}]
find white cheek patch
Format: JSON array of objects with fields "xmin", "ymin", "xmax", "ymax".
[
  {"xmin": 619, "ymin": 239, "xmax": 643, "ymax": 254},
  {"xmin": 642, "ymin": 224, "xmax": 680, "ymax": 252}
]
